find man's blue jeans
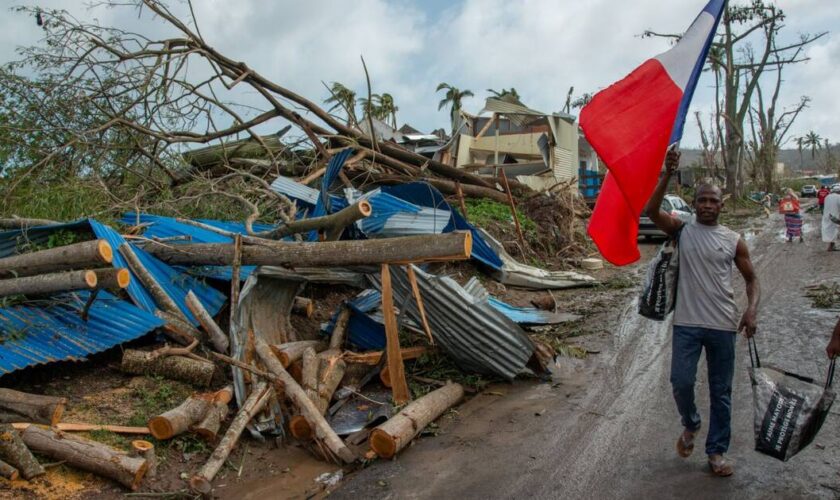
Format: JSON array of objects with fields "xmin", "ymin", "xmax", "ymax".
[{"xmin": 670, "ymin": 326, "xmax": 736, "ymax": 456}]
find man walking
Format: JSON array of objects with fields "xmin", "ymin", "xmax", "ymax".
[
  {"xmin": 818, "ymin": 185, "xmax": 830, "ymax": 213},
  {"xmin": 644, "ymin": 150, "xmax": 760, "ymax": 477}
]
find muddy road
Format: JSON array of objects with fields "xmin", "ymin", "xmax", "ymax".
[{"xmin": 334, "ymin": 208, "xmax": 840, "ymax": 500}]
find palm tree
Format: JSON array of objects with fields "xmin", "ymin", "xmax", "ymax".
[
  {"xmin": 795, "ymin": 136, "xmax": 805, "ymax": 169},
  {"xmin": 436, "ymin": 83, "xmax": 474, "ymax": 125},
  {"xmin": 804, "ymin": 131, "xmax": 823, "ymax": 159},
  {"xmin": 487, "ymin": 87, "xmax": 521, "ymax": 101},
  {"xmin": 323, "ymin": 82, "xmax": 358, "ymax": 126},
  {"xmin": 378, "ymin": 93, "xmax": 398, "ymax": 128}
]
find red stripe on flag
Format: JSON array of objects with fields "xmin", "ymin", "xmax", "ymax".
[{"xmin": 580, "ymin": 59, "xmax": 683, "ymax": 265}]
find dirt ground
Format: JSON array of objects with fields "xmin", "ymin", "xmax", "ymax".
[{"xmin": 334, "ymin": 205, "xmax": 840, "ymax": 499}]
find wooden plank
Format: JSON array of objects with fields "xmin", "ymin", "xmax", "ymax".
[
  {"xmin": 406, "ymin": 266, "xmax": 434, "ymax": 346},
  {"xmin": 380, "ymin": 264, "xmax": 410, "ymax": 405},
  {"xmin": 343, "ymin": 346, "xmax": 428, "ymax": 365}
]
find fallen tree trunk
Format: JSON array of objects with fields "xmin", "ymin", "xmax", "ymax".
[
  {"xmin": 0, "ymin": 240, "xmax": 113, "ymax": 279},
  {"xmin": 118, "ymin": 243, "xmax": 188, "ymax": 322},
  {"xmin": 147, "ymin": 386, "xmax": 232, "ymax": 440},
  {"xmin": 121, "ymin": 349, "xmax": 214, "ymax": 388},
  {"xmin": 316, "ymin": 355, "xmax": 346, "ymax": 415},
  {"xmin": 370, "ymin": 383, "xmax": 464, "ymax": 459},
  {"xmin": 0, "ymin": 389, "xmax": 66, "ymax": 426},
  {"xmin": 154, "ymin": 310, "xmax": 201, "ymax": 346},
  {"xmin": 0, "ymin": 269, "xmax": 97, "ymax": 298},
  {"xmin": 147, "ymin": 395, "xmax": 213, "ymax": 440},
  {"xmin": 0, "ymin": 459, "xmax": 18, "ymax": 480},
  {"xmin": 193, "ymin": 386, "xmax": 233, "ymax": 442},
  {"xmin": 270, "ymin": 340, "xmax": 328, "ymax": 368},
  {"xmin": 255, "ymin": 337, "xmax": 355, "ymax": 463},
  {"xmin": 142, "ymin": 231, "xmax": 473, "ymax": 267},
  {"xmin": 291, "ymin": 297, "xmax": 314, "ymax": 318},
  {"xmin": 268, "ymin": 200, "xmax": 372, "ymax": 241},
  {"xmin": 0, "ymin": 218, "xmax": 58, "ymax": 230},
  {"xmin": 190, "ymin": 382, "xmax": 270, "ymax": 494},
  {"xmin": 329, "ymin": 307, "xmax": 351, "ymax": 351},
  {"xmin": 345, "ymin": 169, "xmax": 509, "ymax": 204},
  {"xmin": 290, "ymin": 347, "xmax": 321, "ymax": 440},
  {"xmin": 185, "ymin": 290, "xmax": 229, "ymax": 353},
  {"xmin": 130, "ymin": 440, "xmax": 156, "ymax": 479},
  {"xmin": 0, "ymin": 424, "xmax": 44, "ymax": 479},
  {"xmin": 92, "ymin": 268, "xmax": 131, "ymax": 290},
  {"xmin": 21, "ymin": 425, "xmax": 148, "ymax": 490}
]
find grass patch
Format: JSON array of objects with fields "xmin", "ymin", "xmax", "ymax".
[
  {"xmin": 464, "ymin": 198, "xmax": 537, "ymax": 235},
  {"xmin": 127, "ymin": 376, "xmax": 192, "ymax": 428},
  {"xmin": 86, "ymin": 429, "xmax": 130, "ymax": 449},
  {"xmin": 600, "ymin": 274, "xmax": 637, "ymax": 290},
  {"xmin": 408, "ymin": 353, "xmax": 498, "ymax": 398}
]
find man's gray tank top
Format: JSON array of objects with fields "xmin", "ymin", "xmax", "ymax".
[{"xmin": 674, "ymin": 221, "xmax": 741, "ymax": 332}]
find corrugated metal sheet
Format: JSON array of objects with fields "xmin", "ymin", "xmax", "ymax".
[
  {"xmin": 477, "ymin": 229, "xmax": 596, "ymax": 289},
  {"xmin": 0, "ymin": 291, "xmax": 164, "ymax": 375},
  {"xmin": 121, "ymin": 213, "xmax": 277, "ymax": 281},
  {"xmin": 462, "ymin": 278, "xmax": 579, "ymax": 326},
  {"xmin": 270, "ymin": 176, "xmax": 320, "ymax": 207},
  {"xmin": 383, "ymin": 265, "xmax": 534, "ymax": 380},
  {"xmin": 321, "ymin": 289, "xmax": 386, "ymax": 351}
]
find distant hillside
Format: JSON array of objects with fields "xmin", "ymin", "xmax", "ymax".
[{"xmin": 679, "ymin": 145, "xmax": 840, "ymax": 172}]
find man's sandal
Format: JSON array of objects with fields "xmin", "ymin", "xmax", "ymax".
[
  {"xmin": 676, "ymin": 430, "xmax": 697, "ymax": 458},
  {"xmin": 708, "ymin": 456, "xmax": 734, "ymax": 477}
]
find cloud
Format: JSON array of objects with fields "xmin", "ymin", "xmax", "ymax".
[{"xmin": 0, "ymin": 0, "xmax": 837, "ymax": 148}]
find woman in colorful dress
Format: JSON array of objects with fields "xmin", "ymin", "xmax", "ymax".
[{"xmin": 779, "ymin": 188, "xmax": 803, "ymax": 243}]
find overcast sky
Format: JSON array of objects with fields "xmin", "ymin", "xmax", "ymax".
[{"xmin": 1, "ymin": 0, "xmax": 838, "ymax": 148}]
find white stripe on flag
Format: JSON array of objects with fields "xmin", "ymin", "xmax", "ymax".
[{"xmin": 654, "ymin": 12, "xmax": 716, "ymax": 91}]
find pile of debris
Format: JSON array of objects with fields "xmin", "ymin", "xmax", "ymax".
[{"xmin": 0, "ymin": 149, "xmax": 597, "ymax": 494}]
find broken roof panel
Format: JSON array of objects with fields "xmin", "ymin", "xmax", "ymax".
[
  {"xmin": 383, "ymin": 265, "xmax": 534, "ymax": 380},
  {"xmin": 0, "ymin": 291, "xmax": 164, "ymax": 375}
]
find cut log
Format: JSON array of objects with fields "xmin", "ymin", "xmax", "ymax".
[
  {"xmin": 380, "ymin": 264, "xmax": 410, "ymax": 405},
  {"xmin": 154, "ymin": 310, "xmax": 201, "ymax": 346},
  {"xmin": 21, "ymin": 425, "xmax": 148, "ymax": 490},
  {"xmin": 292, "ymin": 297, "xmax": 314, "ymax": 318},
  {"xmin": 147, "ymin": 386, "xmax": 231, "ymax": 440},
  {"xmin": 229, "ymin": 234, "xmax": 242, "ymax": 339},
  {"xmin": 254, "ymin": 337, "xmax": 355, "ymax": 463},
  {"xmin": 185, "ymin": 290, "xmax": 229, "ymax": 353},
  {"xmin": 269, "ymin": 200, "xmax": 372, "ymax": 241},
  {"xmin": 0, "ymin": 269, "xmax": 97, "ymax": 298},
  {"xmin": 270, "ymin": 340, "xmax": 328, "ymax": 368},
  {"xmin": 369, "ymin": 383, "xmax": 464, "ymax": 459},
  {"xmin": 0, "ymin": 424, "xmax": 44, "ymax": 479},
  {"xmin": 329, "ymin": 307, "xmax": 351, "ymax": 350},
  {"xmin": 130, "ymin": 440, "xmax": 156, "ymax": 479},
  {"xmin": 0, "ymin": 240, "xmax": 112, "ymax": 279},
  {"xmin": 0, "ymin": 217, "xmax": 58, "ymax": 230},
  {"xmin": 118, "ymin": 243, "xmax": 188, "ymax": 322},
  {"xmin": 0, "ymin": 389, "xmax": 66, "ymax": 426},
  {"xmin": 190, "ymin": 382, "xmax": 271, "ymax": 494},
  {"xmin": 193, "ymin": 386, "xmax": 233, "ymax": 442},
  {"xmin": 343, "ymin": 346, "xmax": 428, "ymax": 366},
  {"xmin": 121, "ymin": 349, "xmax": 214, "ymax": 388},
  {"xmin": 316, "ymin": 355, "xmax": 346, "ymax": 415},
  {"xmin": 0, "ymin": 459, "xmax": 18, "ymax": 480},
  {"xmin": 290, "ymin": 347, "xmax": 320, "ymax": 440},
  {"xmin": 142, "ymin": 232, "xmax": 473, "ymax": 267},
  {"xmin": 92, "ymin": 268, "xmax": 131, "ymax": 290},
  {"xmin": 11, "ymin": 423, "xmax": 149, "ymax": 435}
]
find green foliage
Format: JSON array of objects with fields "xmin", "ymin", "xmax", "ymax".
[
  {"xmin": 408, "ymin": 352, "xmax": 496, "ymax": 399},
  {"xmin": 1, "ymin": 175, "xmax": 115, "ymax": 225},
  {"xmin": 464, "ymin": 198, "xmax": 537, "ymax": 235},
  {"xmin": 0, "ymin": 325, "xmax": 28, "ymax": 344},
  {"xmin": 127, "ymin": 376, "xmax": 189, "ymax": 428},
  {"xmin": 87, "ymin": 429, "xmax": 130, "ymax": 449}
]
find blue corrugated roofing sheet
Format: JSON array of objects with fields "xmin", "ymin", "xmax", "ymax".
[
  {"xmin": 121, "ymin": 213, "xmax": 277, "ymax": 281},
  {"xmin": 309, "ymin": 148, "xmax": 354, "ymax": 240},
  {"xmin": 380, "ymin": 183, "xmax": 504, "ymax": 270},
  {"xmin": 321, "ymin": 289, "xmax": 386, "ymax": 350},
  {"xmin": 0, "ymin": 291, "xmax": 164, "ymax": 375}
]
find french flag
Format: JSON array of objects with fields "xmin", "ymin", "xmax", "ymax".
[{"xmin": 580, "ymin": 0, "xmax": 725, "ymax": 266}]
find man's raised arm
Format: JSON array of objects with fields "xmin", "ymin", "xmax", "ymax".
[{"xmin": 644, "ymin": 149, "xmax": 684, "ymax": 236}]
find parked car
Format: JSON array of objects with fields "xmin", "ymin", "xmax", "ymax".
[
  {"xmin": 801, "ymin": 185, "xmax": 817, "ymax": 197},
  {"xmin": 639, "ymin": 194, "xmax": 694, "ymax": 239}
]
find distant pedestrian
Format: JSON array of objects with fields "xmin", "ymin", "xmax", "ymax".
[
  {"xmin": 818, "ymin": 185, "xmax": 830, "ymax": 212},
  {"xmin": 761, "ymin": 193, "xmax": 773, "ymax": 218},
  {"xmin": 779, "ymin": 189, "xmax": 803, "ymax": 243},
  {"xmin": 644, "ymin": 150, "xmax": 760, "ymax": 478},
  {"xmin": 821, "ymin": 186, "xmax": 840, "ymax": 251}
]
